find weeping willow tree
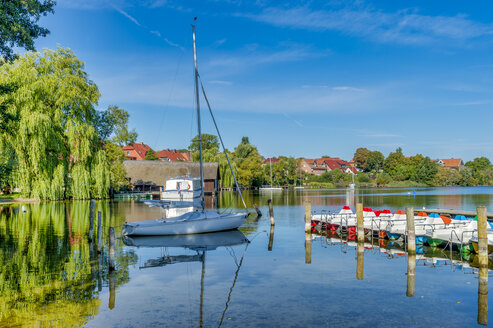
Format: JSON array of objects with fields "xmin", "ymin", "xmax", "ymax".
[
  {"xmin": 0, "ymin": 47, "xmax": 111, "ymax": 199},
  {"xmin": 0, "ymin": 201, "xmax": 137, "ymax": 326}
]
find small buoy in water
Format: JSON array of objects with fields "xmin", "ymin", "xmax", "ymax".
[{"xmin": 21, "ymin": 205, "xmax": 27, "ymax": 213}]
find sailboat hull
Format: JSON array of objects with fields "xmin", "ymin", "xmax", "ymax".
[{"xmin": 123, "ymin": 211, "xmax": 249, "ymax": 236}]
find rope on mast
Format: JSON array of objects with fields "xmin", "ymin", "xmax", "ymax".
[{"xmin": 199, "ymin": 77, "xmax": 248, "ymax": 210}]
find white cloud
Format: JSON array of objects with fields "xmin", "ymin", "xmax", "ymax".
[
  {"xmin": 208, "ymin": 80, "xmax": 233, "ymax": 85},
  {"xmin": 332, "ymin": 86, "xmax": 365, "ymax": 92},
  {"xmin": 242, "ymin": 6, "xmax": 493, "ymax": 45},
  {"xmin": 115, "ymin": 7, "xmax": 141, "ymax": 26}
]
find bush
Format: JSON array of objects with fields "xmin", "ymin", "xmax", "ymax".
[{"xmin": 376, "ymin": 173, "xmax": 392, "ymax": 186}]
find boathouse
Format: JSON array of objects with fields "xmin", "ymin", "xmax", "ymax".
[{"xmin": 123, "ymin": 160, "xmax": 220, "ymax": 194}]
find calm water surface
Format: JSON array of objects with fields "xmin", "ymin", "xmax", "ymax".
[{"xmin": 1, "ymin": 187, "xmax": 493, "ymax": 327}]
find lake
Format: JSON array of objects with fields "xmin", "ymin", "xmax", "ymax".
[{"xmin": 1, "ymin": 187, "xmax": 492, "ymax": 327}]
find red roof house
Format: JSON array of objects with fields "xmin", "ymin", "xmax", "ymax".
[
  {"xmin": 263, "ymin": 157, "xmax": 280, "ymax": 164},
  {"xmin": 433, "ymin": 158, "xmax": 464, "ymax": 169},
  {"xmin": 300, "ymin": 157, "xmax": 353, "ymax": 175},
  {"xmin": 122, "ymin": 142, "xmax": 152, "ymax": 161},
  {"xmin": 156, "ymin": 149, "xmax": 190, "ymax": 162}
]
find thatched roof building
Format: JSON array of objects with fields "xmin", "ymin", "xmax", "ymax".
[{"xmin": 123, "ymin": 160, "xmax": 220, "ymax": 194}]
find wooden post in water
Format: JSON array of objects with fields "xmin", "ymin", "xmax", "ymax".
[
  {"xmin": 406, "ymin": 207, "xmax": 416, "ymax": 255},
  {"xmin": 477, "ymin": 206, "xmax": 488, "ymax": 326},
  {"xmin": 268, "ymin": 225, "xmax": 274, "ymax": 251},
  {"xmin": 478, "ymin": 263, "xmax": 488, "ymax": 325},
  {"xmin": 97, "ymin": 211, "xmax": 102, "ymax": 254},
  {"xmin": 108, "ymin": 227, "xmax": 115, "ymax": 272},
  {"xmin": 88, "ymin": 200, "xmax": 95, "ymax": 241},
  {"xmin": 109, "ymin": 271, "xmax": 115, "ymax": 309},
  {"xmin": 356, "ymin": 242, "xmax": 364, "ymax": 280},
  {"xmin": 304, "ymin": 200, "xmax": 312, "ymax": 233},
  {"xmin": 406, "ymin": 253, "xmax": 416, "ymax": 297},
  {"xmin": 253, "ymin": 204, "xmax": 262, "ymax": 217},
  {"xmin": 477, "ymin": 206, "xmax": 488, "ymax": 267},
  {"xmin": 356, "ymin": 203, "xmax": 364, "ymax": 243},
  {"xmin": 268, "ymin": 199, "xmax": 275, "ymax": 226},
  {"xmin": 305, "ymin": 232, "xmax": 311, "ymax": 264}
]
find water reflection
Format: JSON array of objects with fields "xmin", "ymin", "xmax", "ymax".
[
  {"xmin": 356, "ymin": 242, "xmax": 364, "ymax": 280},
  {"xmin": 407, "ymin": 254, "xmax": 416, "ymax": 297},
  {"xmin": 268, "ymin": 225, "xmax": 274, "ymax": 251},
  {"xmin": 1, "ymin": 187, "xmax": 493, "ymax": 326},
  {"xmin": 478, "ymin": 259, "xmax": 488, "ymax": 325},
  {"xmin": 123, "ymin": 231, "xmax": 249, "ymax": 328},
  {"xmin": 0, "ymin": 201, "xmax": 136, "ymax": 326}
]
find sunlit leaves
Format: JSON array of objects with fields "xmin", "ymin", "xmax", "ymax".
[{"xmin": 0, "ymin": 48, "xmax": 110, "ymax": 199}]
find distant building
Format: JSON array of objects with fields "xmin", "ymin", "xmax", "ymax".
[
  {"xmin": 123, "ymin": 160, "xmax": 219, "ymax": 194},
  {"xmin": 122, "ymin": 142, "xmax": 153, "ymax": 161},
  {"xmin": 433, "ymin": 158, "xmax": 465, "ymax": 169},
  {"xmin": 300, "ymin": 157, "xmax": 355, "ymax": 176},
  {"xmin": 156, "ymin": 149, "xmax": 191, "ymax": 162},
  {"xmin": 263, "ymin": 157, "xmax": 280, "ymax": 164}
]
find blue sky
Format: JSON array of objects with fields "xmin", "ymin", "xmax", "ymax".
[{"xmin": 33, "ymin": 0, "xmax": 493, "ymax": 161}]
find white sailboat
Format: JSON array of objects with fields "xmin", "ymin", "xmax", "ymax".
[
  {"xmin": 349, "ymin": 172, "xmax": 355, "ymax": 189},
  {"xmin": 259, "ymin": 158, "xmax": 282, "ymax": 191},
  {"xmin": 123, "ymin": 24, "xmax": 249, "ymax": 236}
]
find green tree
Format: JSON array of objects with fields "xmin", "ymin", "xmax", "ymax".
[
  {"xmin": 144, "ymin": 149, "xmax": 159, "ymax": 160},
  {"xmin": 465, "ymin": 157, "xmax": 491, "ymax": 184},
  {"xmin": 414, "ymin": 157, "xmax": 438, "ymax": 185},
  {"xmin": 466, "ymin": 157, "xmax": 491, "ymax": 172},
  {"xmin": 93, "ymin": 105, "xmax": 137, "ymax": 192},
  {"xmin": 366, "ymin": 151, "xmax": 384, "ymax": 172},
  {"xmin": 0, "ymin": 1, "xmax": 55, "ymax": 61},
  {"xmin": 353, "ymin": 148, "xmax": 371, "ymax": 171},
  {"xmin": 459, "ymin": 167, "xmax": 478, "ymax": 186},
  {"xmin": 189, "ymin": 134, "xmax": 219, "ymax": 152},
  {"xmin": 434, "ymin": 167, "xmax": 461, "ymax": 186},
  {"xmin": 96, "ymin": 105, "xmax": 137, "ymax": 146},
  {"xmin": 0, "ymin": 47, "xmax": 109, "ymax": 199},
  {"xmin": 384, "ymin": 147, "xmax": 406, "ymax": 178},
  {"xmin": 233, "ymin": 137, "xmax": 263, "ymax": 187}
]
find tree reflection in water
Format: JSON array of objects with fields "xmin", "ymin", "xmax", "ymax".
[{"xmin": 0, "ymin": 201, "xmax": 137, "ymax": 327}]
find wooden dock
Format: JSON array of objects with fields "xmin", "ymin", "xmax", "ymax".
[{"xmin": 414, "ymin": 208, "xmax": 493, "ymax": 219}]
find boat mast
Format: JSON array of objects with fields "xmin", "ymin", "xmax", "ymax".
[
  {"xmin": 270, "ymin": 159, "xmax": 273, "ymax": 188},
  {"xmin": 192, "ymin": 24, "xmax": 205, "ymax": 207}
]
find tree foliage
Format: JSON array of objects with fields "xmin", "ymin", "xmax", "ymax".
[
  {"xmin": 353, "ymin": 147, "xmax": 371, "ymax": 171},
  {"xmin": 0, "ymin": 48, "xmax": 111, "ymax": 199},
  {"xmin": 144, "ymin": 149, "xmax": 159, "ymax": 160},
  {"xmin": 366, "ymin": 151, "xmax": 384, "ymax": 172},
  {"xmin": 0, "ymin": 0, "xmax": 55, "ymax": 61},
  {"xmin": 189, "ymin": 134, "xmax": 219, "ymax": 152}
]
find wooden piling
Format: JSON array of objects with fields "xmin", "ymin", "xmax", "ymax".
[
  {"xmin": 253, "ymin": 204, "xmax": 262, "ymax": 217},
  {"xmin": 268, "ymin": 199, "xmax": 275, "ymax": 226},
  {"xmin": 305, "ymin": 232, "xmax": 311, "ymax": 264},
  {"xmin": 88, "ymin": 200, "xmax": 95, "ymax": 241},
  {"xmin": 478, "ymin": 264, "xmax": 488, "ymax": 326},
  {"xmin": 268, "ymin": 225, "xmax": 274, "ymax": 251},
  {"xmin": 406, "ymin": 253, "xmax": 416, "ymax": 297},
  {"xmin": 109, "ymin": 272, "xmax": 115, "ymax": 309},
  {"xmin": 304, "ymin": 200, "xmax": 311, "ymax": 233},
  {"xmin": 406, "ymin": 207, "xmax": 416, "ymax": 255},
  {"xmin": 97, "ymin": 211, "xmax": 102, "ymax": 254},
  {"xmin": 477, "ymin": 206, "xmax": 488, "ymax": 325},
  {"xmin": 108, "ymin": 227, "xmax": 115, "ymax": 271},
  {"xmin": 356, "ymin": 242, "xmax": 364, "ymax": 280},
  {"xmin": 356, "ymin": 203, "xmax": 364, "ymax": 243},
  {"xmin": 477, "ymin": 206, "xmax": 488, "ymax": 268}
]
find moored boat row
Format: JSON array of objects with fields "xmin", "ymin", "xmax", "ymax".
[{"xmin": 311, "ymin": 206, "xmax": 493, "ymax": 254}]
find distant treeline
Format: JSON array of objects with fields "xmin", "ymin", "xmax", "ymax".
[{"xmin": 310, "ymin": 147, "xmax": 493, "ymax": 188}]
